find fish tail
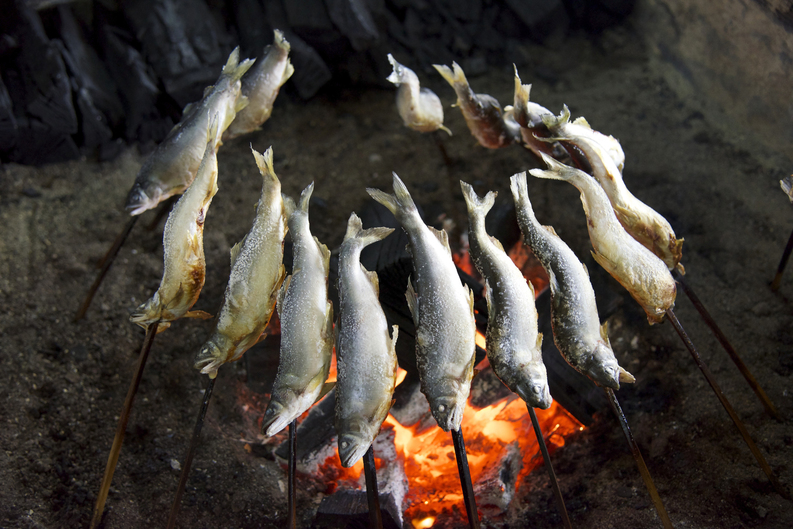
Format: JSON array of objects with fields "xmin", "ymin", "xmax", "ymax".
[
  {"xmin": 222, "ymin": 46, "xmax": 255, "ymax": 83},
  {"xmin": 529, "ymin": 152, "xmax": 585, "ymax": 186},
  {"xmin": 510, "ymin": 171, "xmax": 537, "ymax": 219},
  {"xmin": 433, "ymin": 61, "xmax": 467, "ymax": 89},
  {"xmin": 273, "ymin": 29, "xmax": 290, "ymax": 52},
  {"xmin": 366, "ymin": 172, "xmax": 418, "ymax": 217},
  {"xmin": 541, "ymin": 104, "xmax": 571, "ymax": 132},
  {"xmin": 298, "ymin": 181, "xmax": 314, "ymax": 212},
  {"xmin": 251, "ymin": 145, "xmax": 281, "ymax": 189},
  {"xmin": 460, "ymin": 180, "xmax": 496, "ymax": 224},
  {"xmin": 386, "ymin": 53, "xmax": 401, "ymax": 84},
  {"xmin": 343, "ymin": 212, "xmax": 394, "ymax": 246},
  {"xmin": 513, "ymin": 65, "xmax": 531, "ymax": 109}
]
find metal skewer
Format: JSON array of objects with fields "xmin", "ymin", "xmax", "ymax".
[
  {"xmin": 166, "ymin": 375, "xmax": 217, "ymax": 529},
  {"xmin": 673, "ymin": 273, "xmax": 781, "ymax": 421},
  {"xmin": 288, "ymin": 419, "xmax": 297, "ymax": 529},
  {"xmin": 666, "ymin": 308, "xmax": 790, "ymax": 500},
  {"xmin": 771, "ymin": 226, "xmax": 793, "ymax": 292},
  {"xmin": 363, "ymin": 445, "xmax": 383, "ymax": 529},
  {"xmin": 605, "ymin": 388, "xmax": 673, "ymax": 529},
  {"xmin": 90, "ymin": 322, "xmax": 158, "ymax": 529},
  {"xmin": 451, "ymin": 428, "xmax": 480, "ymax": 529},
  {"xmin": 527, "ymin": 405, "xmax": 572, "ymax": 529}
]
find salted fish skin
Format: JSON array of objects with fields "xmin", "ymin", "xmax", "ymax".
[
  {"xmin": 386, "ymin": 54, "xmax": 450, "ymax": 135},
  {"xmin": 125, "ymin": 48, "xmax": 254, "ymax": 216},
  {"xmin": 510, "ymin": 172, "xmax": 631, "ymax": 389},
  {"xmin": 530, "ymin": 155, "xmax": 676, "ymax": 325},
  {"xmin": 193, "ymin": 146, "xmax": 287, "ymax": 379},
  {"xmin": 460, "ymin": 181, "xmax": 552, "ymax": 408},
  {"xmin": 334, "ymin": 213, "xmax": 398, "ymax": 467},
  {"xmin": 367, "ymin": 173, "xmax": 476, "ymax": 432},
  {"xmin": 224, "ymin": 30, "xmax": 293, "ymax": 140},
  {"xmin": 434, "ymin": 61, "xmax": 519, "ymax": 149}
]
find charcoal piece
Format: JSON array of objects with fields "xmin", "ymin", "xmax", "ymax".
[
  {"xmin": 285, "ymin": 32, "xmax": 333, "ymax": 99},
  {"xmin": 325, "ymin": 0, "xmax": 380, "ymax": 51},
  {"xmin": 10, "ymin": 114, "xmax": 79, "ymax": 165},
  {"xmin": 474, "ymin": 440, "xmax": 522, "ymax": 516},
  {"xmin": 233, "ymin": 0, "xmax": 273, "ymax": 59},
  {"xmin": 313, "ymin": 489, "xmax": 401, "ymax": 529},
  {"xmin": 469, "ymin": 367, "xmax": 512, "ymax": 408},
  {"xmin": 0, "ymin": 76, "xmax": 17, "ymax": 155},
  {"xmin": 504, "ymin": 0, "xmax": 569, "ymax": 42},
  {"xmin": 389, "ymin": 371, "xmax": 435, "ymax": 432}
]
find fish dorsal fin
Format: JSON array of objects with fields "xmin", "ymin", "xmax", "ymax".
[
  {"xmin": 315, "ymin": 237, "xmax": 331, "ymax": 276},
  {"xmin": 489, "ymin": 235, "xmax": 504, "ymax": 252},
  {"xmin": 428, "ymin": 225, "xmax": 451, "ymax": 256},
  {"xmin": 203, "ymin": 85, "xmax": 214, "ymax": 98},
  {"xmin": 573, "ymin": 116, "xmax": 591, "ymax": 129},
  {"xmin": 542, "ymin": 225, "xmax": 559, "ymax": 238},
  {"xmin": 581, "ymin": 262, "xmax": 590, "ymax": 278},
  {"xmin": 535, "ymin": 331, "xmax": 543, "ymax": 351},
  {"xmin": 362, "ymin": 264, "xmax": 380, "ymax": 296},
  {"xmin": 276, "ymin": 273, "xmax": 291, "ymax": 318},
  {"xmin": 600, "ymin": 320, "xmax": 610, "ymax": 344},
  {"xmin": 230, "ymin": 238, "xmax": 245, "ymax": 267},
  {"xmin": 182, "ymin": 101, "xmax": 195, "ymax": 116},
  {"xmin": 235, "ymin": 94, "xmax": 249, "ymax": 113},
  {"xmin": 483, "ymin": 279, "xmax": 492, "ymax": 314},
  {"xmin": 405, "ymin": 277, "xmax": 419, "ymax": 327},
  {"xmin": 619, "ymin": 367, "xmax": 636, "ymax": 384}
]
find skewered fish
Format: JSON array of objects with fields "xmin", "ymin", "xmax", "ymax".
[
  {"xmin": 511, "ymin": 67, "xmax": 561, "ymax": 160},
  {"xmin": 260, "ymin": 182, "xmax": 334, "ymax": 436},
  {"xmin": 434, "ymin": 61, "xmax": 519, "ymax": 149},
  {"xmin": 460, "ymin": 181, "xmax": 552, "ymax": 408},
  {"xmin": 543, "ymin": 106, "xmax": 683, "ymax": 272},
  {"xmin": 335, "ymin": 213, "xmax": 398, "ymax": 467},
  {"xmin": 530, "ymin": 154, "xmax": 676, "ymax": 324},
  {"xmin": 386, "ymin": 53, "xmax": 451, "ymax": 135},
  {"xmin": 367, "ymin": 174, "xmax": 476, "ymax": 432},
  {"xmin": 781, "ymin": 176, "xmax": 793, "ymax": 203},
  {"xmin": 510, "ymin": 172, "xmax": 633, "ymax": 389},
  {"xmin": 223, "ymin": 30, "xmax": 294, "ymax": 141},
  {"xmin": 125, "ymin": 48, "xmax": 254, "ymax": 215},
  {"xmin": 130, "ymin": 117, "xmax": 220, "ymax": 332},
  {"xmin": 193, "ymin": 147, "xmax": 288, "ymax": 379}
]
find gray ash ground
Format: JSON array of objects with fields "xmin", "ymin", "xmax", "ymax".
[{"xmin": 2, "ymin": 26, "xmax": 793, "ymax": 528}]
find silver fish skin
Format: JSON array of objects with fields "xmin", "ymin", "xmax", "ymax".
[
  {"xmin": 130, "ymin": 117, "xmax": 220, "ymax": 332},
  {"xmin": 386, "ymin": 53, "xmax": 451, "ymax": 135},
  {"xmin": 542, "ymin": 105, "xmax": 625, "ymax": 173},
  {"xmin": 510, "ymin": 172, "xmax": 633, "ymax": 389},
  {"xmin": 193, "ymin": 146, "xmax": 287, "ymax": 379},
  {"xmin": 460, "ymin": 181, "xmax": 552, "ymax": 408},
  {"xmin": 367, "ymin": 173, "xmax": 476, "ymax": 432},
  {"xmin": 335, "ymin": 213, "xmax": 398, "ymax": 467},
  {"xmin": 530, "ymin": 154, "xmax": 676, "ymax": 325},
  {"xmin": 125, "ymin": 48, "xmax": 254, "ymax": 215},
  {"xmin": 261, "ymin": 182, "xmax": 334, "ymax": 436},
  {"xmin": 433, "ymin": 62, "xmax": 519, "ymax": 149},
  {"xmin": 224, "ymin": 30, "xmax": 294, "ymax": 140}
]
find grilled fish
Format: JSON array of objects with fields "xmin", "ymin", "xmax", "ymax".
[
  {"xmin": 434, "ymin": 61, "xmax": 519, "ymax": 149},
  {"xmin": 510, "ymin": 172, "xmax": 633, "ymax": 389},
  {"xmin": 367, "ymin": 174, "xmax": 476, "ymax": 432},
  {"xmin": 386, "ymin": 53, "xmax": 450, "ymax": 135},
  {"xmin": 224, "ymin": 30, "xmax": 294, "ymax": 141},
  {"xmin": 511, "ymin": 67, "xmax": 560, "ymax": 160},
  {"xmin": 260, "ymin": 182, "xmax": 334, "ymax": 435},
  {"xmin": 130, "ymin": 117, "xmax": 220, "ymax": 331},
  {"xmin": 125, "ymin": 48, "xmax": 254, "ymax": 215},
  {"xmin": 781, "ymin": 176, "xmax": 793, "ymax": 203},
  {"xmin": 460, "ymin": 181, "xmax": 552, "ymax": 408},
  {"xmin": 193, "ymin": 147, "xmax": 287, "ymax": 379},
  {"xmin": 335, "ymin": 213, "xmax": 398, "ymax": 467},
  {"xmin": 543, "ymin": 107, "xmax": 683, "ymax": 272},
  {"xmin": 530, "ymin": 154, "xmax": 676, "ymax": 324}
]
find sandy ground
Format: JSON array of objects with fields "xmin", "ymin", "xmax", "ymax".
[{"xmin": 2, "ymin": 25, "xmax": 793, "ymax": 528}]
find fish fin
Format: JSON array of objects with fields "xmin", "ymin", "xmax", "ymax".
[
  {"xmin": 619, "ymin": 367, "xmax": 636, "ymax": 384},
  {"xmin": 535, "ymin": 331, "xmax": 543, "ymax": 351},
  {"xmin": 222, "ymin": 47, "xmax": 255, "ymax": 82},
  {"xmin": 489, "ymin": 236, "xmax": 504, "ymax": 252},
  {"xmin": 282, "ymin": 193, "xmax": 296, "ymax": 220},
  {"xmin": 427, "ymin": 225, "xmax": 452, "ymax": 256},
  {"xmin": 235, "ymin": 94, "xmax": 249, "ymax": 114},
  {"xmin": 273, "ymin": 29, "xmax": 291, "ymax": 52},
  {"xmin": 406, "ymin": 277, "xmax": 419, "ymax": 327},
  {"xmin": 466, "ymin": 283, "xmax": 475, "ymax": 313},
  {"xmin": 438, "ymin": 124, "xmax": 452, "ymax": 136},
  {"xmin": 366, "ymin": 172, "xmax": 417, "ymax": 216},
  {"xmin": 390, "ymin": 324, "xmax": 399, "ymax": 352},
  {"xmin": 255, "ymin": 332, "xmax": 268, "ymax": 345},
  {"xmin": 460, "ymin": 180, "xmax": 497, "ymax": 223},
  {"xmin": 230, "ymin": 238, "xmax": 245, "ymax": 267},
  {"xmin": 484, "ymin": 279, "xmax": 492, "ymax": 314},
  {"xmin": 183, "ymin": 310, "xmax": 213, "ymax": 320},
  {"xmin": 526, "ymin": 278, "xmax": 536, "ymax": 299},
  {"xmin": 298, "ymin": 182, "xmax": 314, "ymax": 212},
  {"xmin": 599, "ymin": 320, "xmax": 611, "ymax": 345},
  {"xmin": 542, "ymin": 225, "xmax": 559, "ymax": 238},
  {"xmin": 386, "ymin": 53, "xmax": 403, "ymax": 85},
  {"xmin": 206, "ymin": 113, "xmax": 220, "ymax": 148},
  {"xmin": 203, "ymin": 85, "xmax": 214, "ymax": 98},
  {"xmin": 251, "ymin": 146, "xmax": 281, "ymax": 189},
  {"xmin": 529, "ymin": 152, "xmax": 578, "ymax": 182},
  {"xmin": 182, "ymin": 101, "xmax": 195, "ymax": 116},
  {"xmin": 433, "ymin": 61, "xmax": 467, "ymax": 88},
  {"xmin": 276, "ymin": 274, "xmax": 291, "ymax": 318},
  {"xmin": 541, "ymin": 104, "xmax": 571, "ymax": 130},
  {"xmin": 317, "ymin": 237, "xmax": 331, "ymax": 277},
  {"xmin": 343, "ymin": 212, "xmax": 394, "ymax": 245},
  {"xmin": 572, "ymin": 116, "xmax": 591, "ymax": 128},
  {"xmin": 581, "ymin": 261, "xmax": 590, "ymax": 278},
  {"xmin": 283, "ymin": 60, "xmax": 295, "ymax": 84},
  {"xmin": 676, "ymin": 262, "xmax": 686, "ymax": 275},
  {"xmin": 362, "ymin": 265, "xmax": 380, "ymax": 296},
  {"xmin": 313, "ymin": 381, "xmax": 336, "ymax": 405}
]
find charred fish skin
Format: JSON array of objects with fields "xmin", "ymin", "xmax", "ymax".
[
  {"xmin": 530, "ymin": 154, "xmax": 677, "ymax": 325},
  {"xmin": 510, "ymin": 172, "xmax": 633, "ymax": 389},
  {"xmin": 130, "ymin": 117, "xmax": 221, "ymax": 332},
  {"xmin": 260, "ymin": 181, "xmax": 334, "ymax": 436},
  {"xmin": 386, "ymin": 53, "xmax": 451, "ymax": 135},
  {"xmin": 193, "ymin": 146, "xmax": 287, "ymax": 379},
  {"xmin": 125, "ymin": 48, "xmax": 254, "ymax": 216},
  {"xmin": 224, "ymin": 30, "xmax": 294, "ymax": 141},
  {"xmin": 335, "ymin": 213, "xmax": 398, "ymax": 467},
  {"xmin": 433, "ymin": 62, "xmax": 519, "ymax": 149},
  {"xmin": 460, "ymin": 181, "xmax": 552, "ymax": 408},
  {"xmin": 367, "ymin": 174, "xmax": 476, "ymax": 432},
  {"xmin": 511, "ymin": 67, "xmax": 563, "ymax": 160}
]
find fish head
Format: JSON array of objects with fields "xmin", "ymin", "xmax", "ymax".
[
  {"xmin": 125, "ymin": 182, "xmax": 162, "ymax": 216},
  {"xmin": 129, "ymin": 292, "xmax": 162, "ymax": 329},
  {"xmin": 514, "ymin": 374, "xmax": 553, "ymax": 410},
  {"xmin": 429, "ymin": 394, "xmax": 467, "ymax": 432},
  {"xmin": 337, "ymin": 429, "xmax": 373, "ymax": 468},
  {"xmin": 193, "ymin": 335, "xmax": 230, "ymax": 378},
  {"xmin": 586, "ymin": 342, "xmax": 622, "ymax": 390}
]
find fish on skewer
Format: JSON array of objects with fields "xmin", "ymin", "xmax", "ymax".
[
  {"xmin": 223, "ymin": 30, "xmax": 294, "ymax": 141},
  {"xmin": 386, "ymin": 53, "xmax": 451, "ymax": 135},
  {"xmin": 193, "ymin": 147, "xmax": 288, "ymax": 379},
  {"xmin": 531, "ymin": 154, "xmax": 677, "ymax": 324},
  {"xmin": 368, "ymin": 174, "xmax": 476, "ymax": 432},
  {"xmin": 510, "ymin": 172, "xmax": 634, "ymax": 389},
  {"xmin": 433, "ymin": 61, "xmax": 520, "ymax": 149},
  {"xmin": 511, "ymin": 67, "xmax": 564, "ymax": 161},
  {"xmin": 125, "ymin": 48, "xmax": 254, "ymax": 216},
  {"xmin": 460, "ymin": 181, "xmax": 552, "ymax": 408},
  {"xmin": 542, "ymin": 106, "xmax": 683, "ymax": 272},
  {"xmin": 335, "ymin": 213, "xmax": 399, "ymax": 467},
  {"xmin": 260, "ymin": 182, "xmax": 334, "ymax": 436},
  {"xmin": 129, "ymin": 116, "xmax": 221, "ymax": 332}
]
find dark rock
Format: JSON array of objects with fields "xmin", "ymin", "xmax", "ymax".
[
  {"xmin": 325, "ymin": 0, "xmax": 380, "ymax": 51},
  {"xmin": 233, "ymin": 0, "xmax": 273, "ymax": 59},
  {"xmin": 284, "ymin": 0, "xmax": 335, "ymax": 33},
  {"xmin": 504, "ymin": 0, "xmax": 570, "ymax": 43},
  {"xmin": 0, "ymin": 75, "xmax": 17, "ymax": 155},
  {"xmin": 285, "ymin": 31, "xmax": 333, "ymax": 99}
]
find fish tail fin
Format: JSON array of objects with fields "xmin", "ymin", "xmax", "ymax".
[
  {"xmin": 529, "ymin": 152, "xmax": 584, "ymax": 185},
  {"xmin": 297, "ymin": 181, "xmax": 314, "ymax": 213},
  {"xmin": 510, "ymin": 171, "xmax": 537, "ymax": 218},
  {"xmin": 343, "ymin": 212, "xmax": 394, "ymax": 246},
  {"xmin": 367, "ymin": 172, "xmax": 417, "ymax": 217},
  {"xmin": 460, "ymin": 181, "xmax": 496, "ymax": 224},
  {"xmin": 206, "ymin": 113, "xmax": 220, "ymax": 147},
  {"xmin": 273, "ymin": 29, "xmax": 291, "ymax": 52},
  {"xmin": 513, "ymin": 65, "xmax": 531, "ymax": 109},
  {"xmin": 386, "ymin": 53, "xmax": 401, "ymax": 84},
  {"xmin": 251, "ymin": 145, "xmax": 281, "ymax": 188},
  {"xmin": 433, "ymin": 61, "xmax": 467, "ymax": 88},
  {"xmin": 541, "ymin": 104, "xmax": 571, "ymax": 131},
  {"xmin": 222, "ymin": 47, "xmax": 255, "ymax": 82}
]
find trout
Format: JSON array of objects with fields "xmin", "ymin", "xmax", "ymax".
[
  {"xmin": 386, "ymin": 53, "xmax": 450, "ymax": 135},
  {"xmin": 511, "ymin": 67, "xmax": 561, "ymax": 160}
]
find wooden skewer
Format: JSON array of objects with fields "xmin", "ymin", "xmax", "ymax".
[
  {"xmin": 666, "ymin": 308, "xmax": 791, "ymax": 500},
  {"xmin": 526, "ymin": 405, "xmax": 572, "ymax": 529},
  {"xmin": 166, "ymin": 375, "xmax": 217, "ymax": 529},
  {"xmin": 451, "ymin": 428, "xmax": 480, "ymax": 529},
  {"xmin": 363, "ymin": 445, "xmax": 383, "ymax": 529},
  {"xmin": 605, "ymin": 388, "xmax": 673, "ymax": 529},
  {"xmin": 287, "ymin": 419, "xmax": 297, "ymax": 529},
  {"xmin": 772, "ymin": 226, "xmax": 793, "ymax": 292},
  {"xmin": 90, "ymin": 322, "xmax": 158, "ymax": 529},
  {"xmin": 673, "ymin": 273, "xmax": 781, "ymax": 421}
]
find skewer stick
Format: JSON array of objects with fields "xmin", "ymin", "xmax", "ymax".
[
  {"xmin": 526, "ymin": 405, "xmax": 572, "ymax": 529},
  {"xmin": 288, "ymin": 419, "xmax": 297, "ymax": 529},
  {"xmin": 90, "ymin": 322, "xmax": 158, "ymax": 529},
  {"xmin": 451, "ymin": 428, "xmax": 480, "ymax": 529},
  {"xmin": 363, "ymin": 445, "xmax": 383, "ymax": 529},
  {"xmin": 433, "ymin": 131, "xmax": 453, "ymax": 167},
  {"xmin": 666, "ymin": 308, "xmax": 791, "ymax": 500},
  {"xmin": 605, "ymin": 388, "xmax": 673, "ymax": 529},
  {"xmin": 771, "ymin": 226, "xmax": 793, "ymax": 291},
  {"xmin": 166, "ymin": 375, "xmax": 217, "ymax": 529},
  {"xmin": 673, "ymin": 273, "xmax": 781, "ymax": 421},
  {"xmin": 75, "ymin": 216, "xmax": 139, "ymax": 322}
]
